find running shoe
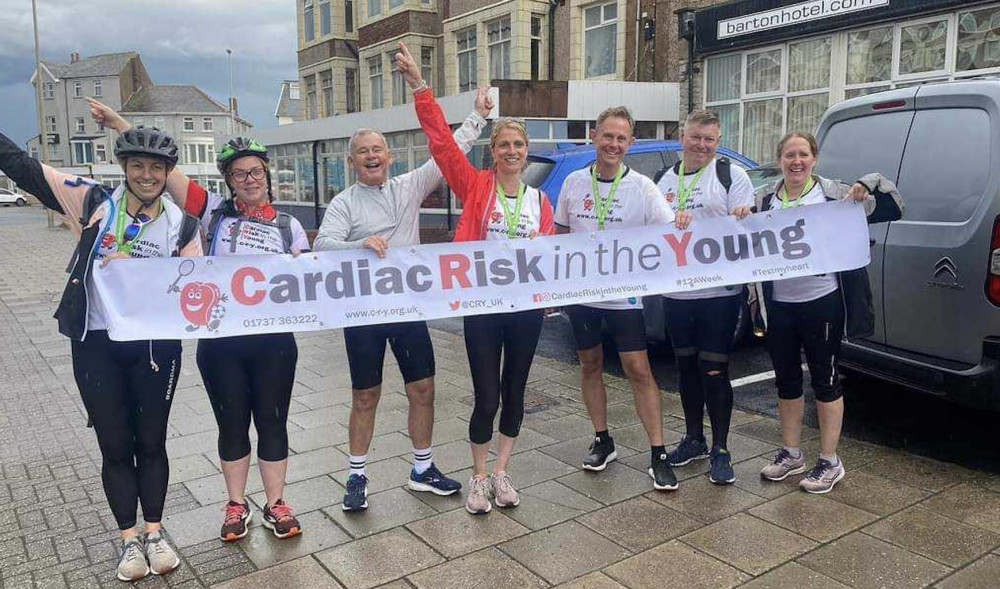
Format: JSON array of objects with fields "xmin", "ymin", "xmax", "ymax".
[
  {"xmin": 466, "ymin": 475, "xmax": 492, "ymax": 515},
  {"xmin": 582, "ymin": 436, "xmax": 617, "ymax": 471},
  {"xmin": 708, "ymin": 447, "xmax": 736, "ymax": 485},
  {"xmin": 263, "ymin": 499, "xmax": 302, "ymax": 539},
  {"xmin": 490, "ymin": 471, "xmax": 520, "ymax": 507},
  {"xmin": 342, "ymin": 473, "xmax": 369, "ymax": 511},
  {"xmin": 760, "ymin": 449, "xmax": 808, "ymax": 482},
  {"xmin": 116, "ymin": 537, "xmax": 149, "ymax": 582},
  {"xmin": 666, "ymin": 435, "xmax": 710, "ymax": 467},
  {"xmin": 648, "ymin": 452, "xmax": 679, "ymax": 491},
  {"xmin": 408, "ymin": 464, "xmax": 462, "ymax": 496},
  {"xmin": 143, "ymin": 530, "xmax": 180, "ymax": 576},
  {"xmin": 799, "ymin": 459, "xmax": 845, "ymax": 494},
  {"xmin": 220, "ymin": 500, "xmax": 252, "ymax": 542}
]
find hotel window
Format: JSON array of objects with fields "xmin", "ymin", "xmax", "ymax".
[
  {"xmin": 957, "ymin": 6, "xmax": 1000, "ymax": 73},
  {"xmin": 845, "ymin": 26, "xmax": 892, "ymax": 98},
  {"xmin": 183, "ymin": 117, "xmax": 195, "ymax": 131},
  {"xmin": 786, "ymin": 38, "xmax": 831, "ymax": 134},
  {"xmin": 346, "ymin": 68, "xmax": 358, "ymax": 112},
  {"xmin": 531, "ymin": 14, "xmax": 543, "ymax": 80},
  {"xmin": 320, "ymin": 0, "xmax": 331, "ymax": 36},
  {"xmin": 421, "ymin": 46, "xmax": 433, "ymax": 86},
  {"xmin": 898, "ymin": 18, "xmax": 948, "ymax": 77},
  {"xmin": 488, "ymin": 16, "xmax": 511, "ymax": 80},
  {"xmin": 321, "ymin": 70, "xmax": 334, "ymax": 116},
  {"xmin": 457, "ymin": 27, "xmax": 478, "ymax": 92},
  {"xmin": 704, "ymin": 54, "xmax": 741, "ymax": 150},
  {"xmin": 42, "ymin": 82, "xmax": 54, "ymax": 100},
  {"xmin": 203, "ymin": 117, "xmax": 214, "ymax": 131},
  {"xmin": 369, "ymin": 57, "xmax": 383, "ymax": 109},
  {"xmin": 304, "ymin": 0, "xmax": 315, "ymax": 42},
  {"xmin": 391, "ymin": 53, "xmax": 406, "ymax": 105},
  {"xmin": 93, "ymin": 80, "xmax": 102, "ymax": 97},
  {"xmin": 75, "ymin": 118, "xmax": 86, "ymax": 133},
  {"xmin": 584, "ymin": 2, "xmax": 617, "ymax": 78}
]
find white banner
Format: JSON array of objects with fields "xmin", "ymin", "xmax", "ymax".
[
  {"xmin": 718, "ymin": 0, "xmax": 889, "ymax": 39},
  {"xmin": 94, "ymin": 201, "xmax": 870, "ymax": 341}
]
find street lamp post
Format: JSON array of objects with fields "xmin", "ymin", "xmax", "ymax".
[
  {"xmin": 31, "ymin": 0, "xmax": 54, "ymax": 227},
  {"xmin": 227, "ymin": 49, "xmax": 235, "ymax": 134}
]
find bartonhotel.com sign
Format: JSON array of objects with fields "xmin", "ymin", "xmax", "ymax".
[{"xmin": 719, "ymin": 0, "xmax": 889, "ymax": 39}]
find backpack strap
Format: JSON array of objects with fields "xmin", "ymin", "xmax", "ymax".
[
  {"xmin": 66, "ymin": 185, "xmax": 111, "ymax": 273},
  {"xmin": 762, "ymin": 192, "xmax": 776, "ymax": 211},
  {"xmin": 175, "ymin": 213, "xmax": 200, "ymax": 255},
  {"xmin": 717, "ymin": 157, "xmax": 732, "ymax": 194},
  {"xmin": 276, "ymin": 212, "xmax": 294, "ymax": 254}
]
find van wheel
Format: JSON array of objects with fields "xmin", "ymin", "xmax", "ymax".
[{"xmin": 15, "ymin": 198, "xmax": 25, "ymax": 206}]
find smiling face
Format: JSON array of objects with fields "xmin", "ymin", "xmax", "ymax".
[
  {"xmin": 348, "ymin": 131, "xmax": 392, "ymax": 187},
  {"xmin": 778, "ymin": 136, "xmax": 817, "ymax": 188},
  {"xmin": 227, "ymin": 155, "xmax": 269, "ymax": 206},
  {"xmin": 590, "ymin": 116, "xmax": 635, "ymax": 172},
  {"xmin": 491, "ymin": 125, "xmax": 528, "ymax": 177},
  {"xmin": 123, "ymin": 156, "xmax": 169, "ymax": 202},
  {"xmin": 680, "ymin": 122, "xmax": 721, "ymax": 171}
]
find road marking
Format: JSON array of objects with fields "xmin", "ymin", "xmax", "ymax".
[{"xmin": 731, "ymin": 364, "xmax": 809, "ymax": 388}]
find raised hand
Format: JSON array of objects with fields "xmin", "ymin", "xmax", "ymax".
[
  {"xmin": 474, "ymin": 86, "xmax": 494, "ymax": 118},
  {"xmin": 85, "ymin": 97, "xmax": 130, "ymax": 132},
  {"xmin": 393, "ymin": 42, "xmax": 423, "ymax": 90},
  {"xmin": 844, "ymin": 182, "xmax": 870, "ymax": 202}
]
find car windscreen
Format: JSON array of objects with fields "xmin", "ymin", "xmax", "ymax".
[{"xmin": 523, "ymin": 158, "xmax": 555, "ymax": 189}]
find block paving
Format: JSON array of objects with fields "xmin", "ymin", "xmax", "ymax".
[{"xmin": 1, "ymin": 208, "xmax": 998, "ymax": 588}]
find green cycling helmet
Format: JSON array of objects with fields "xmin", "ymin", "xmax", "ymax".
[{"xmin": 217, "ymin": 137, "xmax": 269, "ymax": 175}]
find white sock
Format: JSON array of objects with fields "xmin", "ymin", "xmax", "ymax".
[
  {"xmin": 413, "ymin": 447, "xmax": 432, "ymax": 474},
  {"xmin": 820, "ymin": 454, "xmax": 840, "ymax": 467},
  {"xmin": 349, "ymin": 454, "xmax": 367, "ymax": 477},
  {"xmin": 783, "ymin": 446, "xmax": 802, "ymax": 459}
]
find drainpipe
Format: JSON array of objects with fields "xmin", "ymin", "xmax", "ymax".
[
  {"xmin": 677, "ymin": 8, "xmax": 697, "ymax": 115},
  {"xmin": 312, "ymin": 140, "xmax": 320, "ymax": 228},
  {"xmin": 634, "ymin": 0, "xmax": 640, "ymax": 81},
  {"xmin": 548, "ymin": 0, "xmax": 558, "ymax": 81}
]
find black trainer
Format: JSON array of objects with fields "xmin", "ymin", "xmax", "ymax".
[
  {"xmin": 648, "ymin": 452, "xmax": 679, "ymax": 491},
  {"xmin": 582, "ymin": 436, "xmax": 617, "ymax": 471}
]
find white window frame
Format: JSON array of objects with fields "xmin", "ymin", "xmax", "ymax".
[
  {"xmin": 369, "ymin": 56, "xmax": 383, "ymax": 109},
  {"xmin": 583, "ymin": 1, "xmax": 619, "ymax": 79},
  {"xmin": 72, "ymin": 141, "xmax": 93, "ymax": 165},
  {"xmin": 42, "ymin": 82, "xmax": 54, "ymax": 100},
  {"xmin": 93, "ymin": 80, "xmax": 102, "ymax": 97},
  {"xmin": 844, "ymin": 24, "xmax": 895, "ymax": 97},
  {"xmin": 456, "ymin": 27, "xmax": 478, "ymax": 93},
  {"xmin": 304, "ymin": 0, "xmax": 316, "ymax": 42},
  {"xmin": 390, "ymin": 53, "xmax": 406, "ymax": 105},
  {"xmin": 73, "ymin": 81, "xmax": 83, "ymax": 98},
  {"xmin": 421, "ymin": 46, "xmax": 434, "ymax": 87},
  {"xmin": 95, "ymin": 143, "xmax": 107, "ymax": 164},
  {"xmin": 203, "ymin": 117, "xmax": 214, "ymax": 132},
  {"xmin": 75, "ymin": 117, "xmax": 86, "ymax": 133},
  {"xmin": 893, "ymin": 13, "xmax": 954, "ymax": 82},
  {"xmin": 183, "ymin": 117, "xmax": 195, "ymax": 132},
  {"xmin": 531, "ymin": 14, "xmax": 544, "ymax": 80},
  {"xmin": 487, "ymin": 15, "xmax": 512, "ymax": 80},
  {"xmin": 954, "ymin": 5, "xmax": 1000, "ymax": 78},
  {"xmin": 45, "ymin": 116, "xmax": 56, "ymax": 134}
]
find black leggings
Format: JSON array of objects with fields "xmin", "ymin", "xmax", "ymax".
[
  {"xmin": 464, "ymin": 311, "xmax": 544, "ymax": 444},
  {"xmin": 767, "ymin": 291, "xmax": 844, "ymax": 403},
  {"xmin": 663, "ymin": 295, "xmax": 741, "ymax": 449},
  {"xmin": 72, "ymin": 331, "xmax": 181, "ymax": 530},
  {"xmin": 197, "ymin": 333, "xmax": 297, "ymax": 462}
]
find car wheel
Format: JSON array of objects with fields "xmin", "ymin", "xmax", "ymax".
[{"xmin": 15, "ymin": 198, "xmax": 25, "ymax": 206}]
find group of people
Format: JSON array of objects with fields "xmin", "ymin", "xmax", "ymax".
[{"xmin": 0, "ymin": 41, "xmax": 901, "ymax": 583}]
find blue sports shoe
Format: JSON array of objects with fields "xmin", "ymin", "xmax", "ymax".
[
  {"xmin": 407, "ymin": 464, "xmax": 461, "ymax": 496},
  {"xmin": 342, "ymin": 473, "xmax": 369, "ymax": 511},
  {"xmin": 709, "ymin": 447, "xmax": 736, "ymax": 485},
  {"xmin": 666, "ymin": 435, "xmax": 710, "ymax": 467}
]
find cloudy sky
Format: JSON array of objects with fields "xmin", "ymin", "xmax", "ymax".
[{"xmin": 0, "ymin": 0, "xmax": 298, "ymax": 146}]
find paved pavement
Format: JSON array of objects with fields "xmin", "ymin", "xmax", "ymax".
[{"xmin": 1, "ymin": 206, "xmax": 999, "ymax": 589}]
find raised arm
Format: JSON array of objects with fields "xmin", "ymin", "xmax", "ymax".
[
  {"xmin": 0, "ymin": 130, "xmax": 64, "ymax": 214},
  {"xmin": 87, "ymin": 98, "xmax": 208, "ymax": 217},
  {"xmin": 394, "ymin": 42, "xmax": 489, "ymax": 202},
  {"xmin": 852, "ymin": 173, "xmax": 904, "ymax": 224}
]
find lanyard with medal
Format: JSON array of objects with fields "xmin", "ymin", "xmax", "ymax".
[
  {"xmin": 676, "ymin": 161, "xmax": 707, "ymax": 211},
  {"xmin": 591, "ymin": 164, "xmax": 624, "ymax": 229},
  {"xmin": 496, "ymin": 181, "xmax": 526, "ymax": 238},
  {"xmin": 779, "ymin": 176, "xmax": 815, "ymax": 209},
  {"xmin": 114, "ymin": 194, "xmax": 155, "ymax": 256}
]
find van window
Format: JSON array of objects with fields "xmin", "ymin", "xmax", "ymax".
[
  {"xmin": 623, "ymin": 151, "xmax": 665, "ymax": 179},
  {"xmin": 816, "ymin": 111, "xmax": 912, "ymax": 184},
  {"xmin": 894, "ymin": 108, "xmax": 990, "ymax": 223}
]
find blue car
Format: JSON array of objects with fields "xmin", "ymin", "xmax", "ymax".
[
  {"xmin": 521, "ymin": 140, "xmax": 759, "ymax": 345},
  {"xmin": 522, "ymin": 140, "xmax": 757, "ymax": 209}
]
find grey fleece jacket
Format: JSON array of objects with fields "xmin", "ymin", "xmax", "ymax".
[{"xmin": 313, "ymin": 111, "xmax": 487, "ymax": 250}]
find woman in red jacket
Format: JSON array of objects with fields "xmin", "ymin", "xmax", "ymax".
[{"xmin": 396, "ymin": 43, "xmax": 554, "ymax": 515}]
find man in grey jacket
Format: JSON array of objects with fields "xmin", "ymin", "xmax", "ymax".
[{"xmin": 314, "ymin": 87, "xmax": 491, "ymax": 511}]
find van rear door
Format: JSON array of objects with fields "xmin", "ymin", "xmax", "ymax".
[
  {"xmin": 882, "ymin": 85, "xmax": 1000, "ymax": 365},
  {"xmin": 815, "ymin": 94, "xmax": 915, "ymax": 347}
]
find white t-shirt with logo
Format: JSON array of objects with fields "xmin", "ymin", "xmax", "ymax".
[
  {"xmin": 485, "ymin": 185, "xmax": 544, "ymax": 240},
  {"xmin": 202, "ymin": 192, "xmax": 310, "ymax": 256},
  {"xmin": 657, "ymin": 158, "xmax": 755, "ymax": 300},
  {"xmin": 555, "ymin": 165, "xmax": 674, "ymax": 310},
  {"xmin": 766, "ymin": 182, "xmax": 840, "ymax": 303}
]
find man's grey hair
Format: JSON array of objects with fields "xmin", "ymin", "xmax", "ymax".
[{"xmin": 348, "ymin": 128, "xmax": 389, "ymax": 154}]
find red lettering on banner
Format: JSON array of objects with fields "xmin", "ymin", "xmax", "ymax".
[
  {"xmin": 663, "ymin": 232, "xmax": 693, "ymax": 267},
  {"xmin": 232, "ymin": 266, "xmax": 266, "ymax": 305},
  {"xmin": 439, "ymin": 254, "xmax": 472, "ymax": 289}
]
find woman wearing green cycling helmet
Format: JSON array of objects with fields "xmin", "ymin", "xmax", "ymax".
[{"xmin": 90, "ymin": 101, "xmax": 310, "ymax": 543}]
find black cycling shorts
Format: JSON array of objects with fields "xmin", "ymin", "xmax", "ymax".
[
  {"xmin": 662, "ymin": 294, "xmax": 742, "ymax": 356},
  {"xmin": 344, "ymin": 320, "xmax": 435, "ymax": 390},
  {"xmin": 565, "ymin": 305, "xmax": 647, "ymax": 353}
]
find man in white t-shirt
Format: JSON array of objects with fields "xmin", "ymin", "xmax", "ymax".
[
  {"xmin": 554, "ymin": 106, "xmax": 678, "ymax": 491},
  {"xmin": 656, "ymin": 109, "xmax": 754, "ymax": 485}
]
